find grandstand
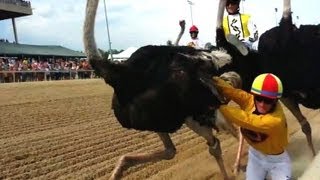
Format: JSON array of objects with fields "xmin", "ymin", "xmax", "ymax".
[
  {"xmin": 0, "ymin": 1, "xmax": 88, "ymax": 83},
  {"xmin": 0, "ymin": 0, "xmax": 32, "ymax": 44},
  {"xmin": 0, "ymin": 0, "xmax": 85, "ymax": 58},
  {"xmin": 0, "ymin": 42, "xmax": 86, "ymax": 58}
]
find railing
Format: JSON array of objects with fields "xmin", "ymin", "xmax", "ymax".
[{"xmin": 0, "ymin": 70, "xmax": 96, "ymax": 83}]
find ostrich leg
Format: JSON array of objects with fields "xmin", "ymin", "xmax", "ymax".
[
  {"xmin": 109, "ymin": 132, "xmax": 176, "ymax": 180},
  {"xmin": 279, "ymin": 0, "xmax": 316, "ymax": 157},
  {"xmin": 185, "ymin": 118, "xmax": 229, "ymax": 180},
  {"xmin": 281, "ymin": 97, "xmax": 316, "ymax": 156},
  {"xmin": 233, "ymin": 128, "xmax": 244, "ymax": 174}
]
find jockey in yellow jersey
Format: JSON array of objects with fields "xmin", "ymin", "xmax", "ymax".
[
  {"xmin": 223, "ymin": 0, "xmax": 259, "ymax": 54},
  {"xmin": 213, "ymin": 73, "xmax": 292, "ymax": 180}
]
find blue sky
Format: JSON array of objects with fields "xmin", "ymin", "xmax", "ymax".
[{"xmin": 0, "ymin": 0, "xmax": 319, "ymax": 52}]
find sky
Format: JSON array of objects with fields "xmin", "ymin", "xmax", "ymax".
[{"xmin": 0, "ymin": 0, "xmax": 319, "ymax": 52}]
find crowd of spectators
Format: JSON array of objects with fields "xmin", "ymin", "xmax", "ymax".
[
  {"xmin": 0, "ymin": 57, "xmax": 94, "ymax": 83},
  {"xmin": 0, "ymin": 39, "xmax": 10, "ymax": 43},
  {"xmin": 0, "ymin": 0, "xmax": 31, "ymax": 7},
  {"xmin": 0, "ymin": 1, "xmax": 95, "ymax": 83}
]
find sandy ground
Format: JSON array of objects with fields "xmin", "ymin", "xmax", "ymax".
[
  {"xmin": 0, "ymin": 79, "xmax": 319, "ymax": 180},
  {"xmin": 299, "ymin": 149, "xmax": 320, "ymax": 180}
]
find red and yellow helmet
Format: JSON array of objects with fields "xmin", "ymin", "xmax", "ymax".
[
  {"xmin": 189, "ymin": 25, "xmax": 199, "ymax": 33},
  {"xmin": 251, "ymin": 73, "xmax": 283, "ymax": 99}
]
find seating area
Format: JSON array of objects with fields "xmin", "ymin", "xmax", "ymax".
[{"xmin": 0, "ymin": 57, "xmax": 95, "ymax": 83}]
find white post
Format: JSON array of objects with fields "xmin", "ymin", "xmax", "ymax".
[
  {"xmin": 103, "ymin": 0, "xmax": 113, "ymax": 61},
  {"xmin": 187, "ymin": 0, "xmax": 194, "ymax": 25}
]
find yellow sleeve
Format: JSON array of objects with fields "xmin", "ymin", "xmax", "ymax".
[
  {"xmin": 219, "ymin": 105, "xmax": 280, "ymax": 133},
  {"xmin": 223, "ymin": 16, "xmax": 230, "ymax": 35},
  {"xmin": 213, "ymin": 77, "xmax": 252, "ymax": 110}
]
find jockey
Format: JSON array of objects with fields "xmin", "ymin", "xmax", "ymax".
[
  {"xmin": 223, "ymin": 0, "xmax": 259, "ymax": 53},
  {"xmin": 213, "ymin": 73, "xmax": 292, "ymax": 180},
  {"xmin": 187, "ymin": 25, "xmax": 205, "ymax": 49}
]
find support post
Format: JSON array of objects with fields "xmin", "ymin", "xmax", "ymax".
[{"xmin": 12, "ymin": 18, "xmax": 19, "ymax": 44}]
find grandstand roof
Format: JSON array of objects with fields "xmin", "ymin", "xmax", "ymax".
[
  {"xmin": 0, "ymin": 1, "xmax": 32, "ymax": 20},
  {"xmin": 0, "ymin": 42, "xmax": 86, "ymax": 57}
]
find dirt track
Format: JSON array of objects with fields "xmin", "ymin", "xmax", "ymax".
[{"xmin": 0, "ymin": 79, "xmax": 319, "ymax": 180}]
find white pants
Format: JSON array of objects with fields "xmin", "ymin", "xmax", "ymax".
[{"xmin": 246, "ymin": 147, "xmax": 292, "ymax": 180}]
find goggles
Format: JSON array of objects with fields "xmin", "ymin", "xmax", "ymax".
[{"xmin": 254, "ymin": 96, "xmax": 276, "ymax": 105}]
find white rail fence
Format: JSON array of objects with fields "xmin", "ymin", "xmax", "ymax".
[{"xmin": 0, "ymin": 70, "xmax": 97, "ymax": 83}]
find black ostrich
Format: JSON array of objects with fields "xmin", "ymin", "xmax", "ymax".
[
  {"xmin": 257, "ymin": 0, "xmax": 320, "ymax": 157},
  {"xmin": 83, "ymin": 0, "xmax": 241, "ymax": 179}
]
